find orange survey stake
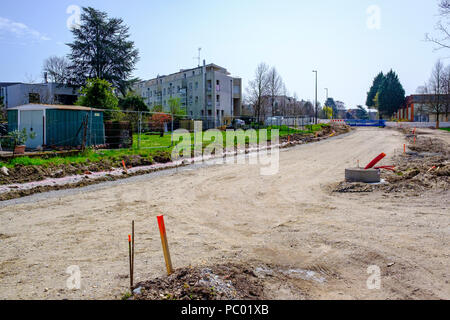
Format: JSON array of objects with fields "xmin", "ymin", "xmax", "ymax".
[{"xmin": 157, "ymin": 215, "xmax": 173, "ymax": 275}]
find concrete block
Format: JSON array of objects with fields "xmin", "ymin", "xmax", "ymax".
[{"xmin": 345, "ymin": 168, "xmax": 381, "ymax": 183}]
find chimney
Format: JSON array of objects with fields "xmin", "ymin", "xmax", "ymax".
[{"xmin": 44, "ymin": 72, "xmax": 48, "ymax": 84}]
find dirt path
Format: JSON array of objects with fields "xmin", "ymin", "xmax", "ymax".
[{"xmin": 0, "ymin": 128, "xmax": 448, "ymax": 300}]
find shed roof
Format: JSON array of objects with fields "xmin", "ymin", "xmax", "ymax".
[{"xmin": 9, "ymin": 104, "xmax": 104, "ymax": 112}]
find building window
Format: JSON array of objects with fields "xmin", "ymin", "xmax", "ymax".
[
  {"xmin": 195, "ymin": 96, "xmax": 199, "ymax": 104},
  {"xmin": 189, "ymin": 83, "xmax": 193, "ymax": 90},
  {"xmin": 195, "ymin": 82, "xmax": 198, "ymax": 90}
]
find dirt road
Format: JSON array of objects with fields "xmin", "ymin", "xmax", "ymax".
[{"xmin": 0, "ymin": 128, "xmax": 448, "ymax": 300}]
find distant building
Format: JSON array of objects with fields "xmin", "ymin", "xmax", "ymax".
[
  {"xmin": 394, "ymin": 94, "xmax": 450, "ymax": 122},
  {"xmin": 133, "ymin": 62, "xmax": 242, "ymax": 121},
  {"xmin": 264, "ymin": 95, "xmax": 298, "ymax": 117},
  {"xmin": 345, "ymin": 109, "xmax": 359, "ymax": 119},
  {"xmin": 334, "ymin": 100, "xmax": 347, "ymax": 119},
  {"xmin": 0, "ymin": 82, "xmax": 79, "ymax": 109}
]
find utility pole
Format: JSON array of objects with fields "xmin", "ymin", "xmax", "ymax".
[{"xmin": 313, "ymin": 70, "xmax": 318, "ymax": 124}]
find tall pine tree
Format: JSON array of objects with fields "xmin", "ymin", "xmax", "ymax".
[
  {"xmin": 378, "ymin": 70, "xmax": 406, "ymax": 118},
  {"xmin": 67, "ymin": 7, "xmax": 140, "ymax": 95},
  {"xmin": 366, "ymin": 72, "xmax": 385, "ymax": 107}
]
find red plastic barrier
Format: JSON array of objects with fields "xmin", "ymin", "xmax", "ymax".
[{"xmin": 365, "ymin": 153, "xmax": 386, "ymax": 170}]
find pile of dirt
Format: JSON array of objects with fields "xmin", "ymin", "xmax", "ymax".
[
  {"xmin": 131, "ymin": 264, "xmax": 265, "ymax": 300},
  {"xmin": 281, "ymin": 123, "xmax": 352, "ymax": 145},
  {"xmin": 0, "ymin": 152, "xmax": 173, "ymax": 186},
  {"xmin": 130, "ymin": 263, "xmax": 329, "ymax": 301},
  {"xmin": 331, "ymin": 132, "xmax": 449, "ymax": 194}
]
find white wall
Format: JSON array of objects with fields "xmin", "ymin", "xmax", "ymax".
[{"xmin": 385, "ymin": 122, "xmax": 450, "ymax": 128}]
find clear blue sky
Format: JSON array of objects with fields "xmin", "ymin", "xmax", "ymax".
[{"xmin": 0, "ymin": 0, "xmax": 446, "ymax": 108}]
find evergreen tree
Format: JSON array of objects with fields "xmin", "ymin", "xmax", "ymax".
[
  {"xmin": 378, "ymin": 70, "xmax": 406, "ymax": 117},
  {"xmin": 67, "ymin": 7, "xmax": 140, "ymax": 95},
  {"xmin": 366, "ymin": 72, "xmax": 385, "ymax": 107},
  {"xmin": 118, "ymin": 92, "xmax": 149, "ymax": 112}
]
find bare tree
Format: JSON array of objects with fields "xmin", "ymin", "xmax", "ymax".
[
  {"xmin": 426, "ymin": 0, "xmax": 450, "ymax": 50},
  {"xmin": 280, "ymin": 83, "xmax": 289, "ymax": 116},
  {"xmin": 42, "ymin": 56, "xmax": 71, "ymax": 84},
  {"xmin": 441, "ymin": 65, "xmax": 450, "ymax": 121},
  {"xmin": 246, "ymin": 63, "xmax": 270, "ymax": 123},
  {"xmin": 267, "ymin": 67, "xmax": 283, "ymax": 117},
  {"xmin": 427, "ymin": 60, "xmax": 446, "ymax": 128}
]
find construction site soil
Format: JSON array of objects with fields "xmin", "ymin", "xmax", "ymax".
[
  {"xmin": 1, "ymin": 127, "xmax": 448, "ymax": 300},
  {"xmin": 0, "ymin": 124, "xmax": 351, "ymax": 201},
  {"xmin": 331, "ymin": 128, "xmax": 449, "ymax": 194}
]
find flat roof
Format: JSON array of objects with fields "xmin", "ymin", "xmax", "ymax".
[
  {"xmin": 139, "ymin": 63, "xmax": 233, "ymax": 84},
  {"xmin": 9, "ymin": 104, "xmax": 104, "ymax": 112}
]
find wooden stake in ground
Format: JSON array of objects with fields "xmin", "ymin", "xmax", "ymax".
[
  {"xmin": 157, "ymin": 215, "xmax": 174, "ymax": 275},
  {"xmin": 122, "ymin": 160, "xmax": 128, "ymax": 174},
  {"xmin": 128, "ymin": 235, "xmax": 133, "ymax": 290},
  {"xmin": 132, "ymin": 221, "xmax": 135, "ymax": 288}
]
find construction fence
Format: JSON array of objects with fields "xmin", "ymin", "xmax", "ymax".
[{"xmin": 1, "ymin": 108, "xmax": 317, "ymax": 152}]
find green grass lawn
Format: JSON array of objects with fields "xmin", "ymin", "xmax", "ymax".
[
  {"xmin": 439, "ymin": 127, "xmax": 450, "ymax": 132},
  {"xmin": 134, "ymin": 124, "xmax": 325, "ymax": 149},
  {"xmin": 0, "ymin": 124, "xmax": 328, "ymax": 169}
]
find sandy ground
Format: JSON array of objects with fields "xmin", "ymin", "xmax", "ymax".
[{"xmin": 0, "ymin": 128, "xmax": 449, "ymax": 300}]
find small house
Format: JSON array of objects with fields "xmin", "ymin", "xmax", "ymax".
[{"xmin": 7, "ymin": 104, "xmax": 105, "ymax": 149}]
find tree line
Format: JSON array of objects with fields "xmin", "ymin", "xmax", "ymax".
[
  {"xmin": 42, "ymin": 7, "xmax": 150, "ymax": 114},
  {"xmin": 366, "ymin": 70, "xmax": 405, "ymax": 119},
  {"xmin": 416, "ymin": 60, "xmax": 450, "ymax": 126},
  {"xmin": 245, "ymin": 62, "xmax": 317, "ymax": 122}
]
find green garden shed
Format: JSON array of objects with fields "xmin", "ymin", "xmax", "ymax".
[{"xmin": 7, "ymin": 104, "xmax": 105, "ymax": 149}]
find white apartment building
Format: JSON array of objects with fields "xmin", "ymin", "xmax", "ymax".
[{"xmin": 134, "ymin": 62, "xmax": 242, "ymax": 121}]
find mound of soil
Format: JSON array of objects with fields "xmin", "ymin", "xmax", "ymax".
[
  {"xmin": 130, "ymin": 263, "xmax": 329, "ymax": 301},
  {"xmin": 280, "ymin": 123, "xmax": 352, "ymax": 145},
  {"xmin": 132, "ymin": 264, "xmax": 265, "ymax": 300},
  {"xmin": 331, "ymin": 132, "xmax": 449, "ymax": 194},
  {"xmin": 0, "ymin": 152, "xmax": 171, "ymax": 186}
]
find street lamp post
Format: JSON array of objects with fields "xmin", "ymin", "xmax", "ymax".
[
  {"xmin": 313, "ymin": 70, "xmax": 318, "ymax": 124},
  {"xmin": 325, "ymin": 88, "xmax": 330, "ymax": 119}
]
